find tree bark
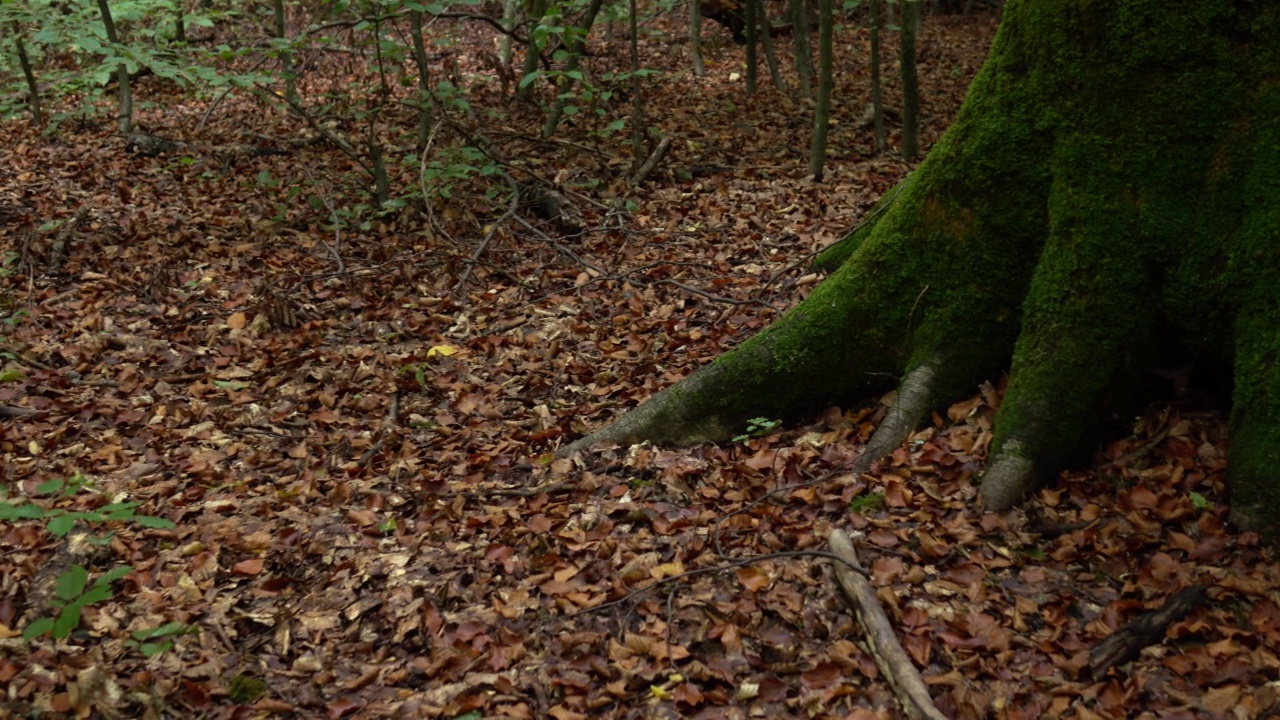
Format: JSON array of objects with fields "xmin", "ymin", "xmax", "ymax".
[
  {"xmin": 808, "ymin": 0, "xmax": 833, "ymax": 179},
  {"xmin": 95, "ymin": 0, "xmax": 131, "ymax": 133},
  {"xmin": 564, "ymin": 0, "xmax": 1280, "ymax": 537},
  {"xmin": 898, "ymin": 0, "xmax": 919, "ymax": 161}
]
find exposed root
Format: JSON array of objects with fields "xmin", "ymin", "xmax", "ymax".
[
  {"xmin": 559, "ymin": 368, "xmax": 735, "ymax": 454},
  {"xmin": 859, "ymin": 357, "xmax": 942, "ymax": 471},
  {"xmin": 979, "ymin": 441, "xmax": 1035, "ymax": 511}
]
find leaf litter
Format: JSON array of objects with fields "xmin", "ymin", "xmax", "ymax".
[{"xmin": 0, "ymin": 7, "xmax": 1276, "ymax": 720}]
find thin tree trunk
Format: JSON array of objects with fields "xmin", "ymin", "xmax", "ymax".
[
  {"xmin": 519, "ymin": 0, "xmax": 547, "ymax": 101},
  {"xmin": 790, "ymin": 0, "xmax": 812, "ymax": 97},
  {"xmin": 95, "ymin": 0, "xmax": 131, "ymax": 133},
  {"xmin": 755, "ymin": 0, "xmax": 785, "ymax": 91},
  {"xmin": 273, "ymin": 0, "xmax": 297, "ymax": 106},
  {"xmin": 808, "ymin": 0, "xmax": 833, "ymax": 179},
  {"xmin": 541, "ymin": 0, "xmax": 606, "ymax": 139},
  {"xmin": 899, "ymin": 0, "xmax": 919, "ymax": 161},
  {"xmin": 628, "ymin": 0, "xmax": 645, "ymax": 163},
  {"xmin": 744, "ymin": 0, "xmax": 758, "ymax": 96},
  {"xmin": 500, "ymin": 0, "xmax": 517, "ymax": 66},
  {"xmin": 689, "ymin": 0, "xmax": 705, "ymax": 77},
  {"xmin": 869, "ymin": 0, "xmax": 884, "ymax": 151},
  {"xmin": 174, "ymin": 3, "xmax": 186, "ymax": 43},
  {"xmin": 8, "ymin": 21, "xmax": 43, "ymax": 127},
  {"xmin": 410, "ymin": 9, "xmax": 432, "ymax": 147}
]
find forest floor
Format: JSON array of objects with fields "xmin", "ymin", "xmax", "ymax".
[{"xmin": 1, "ymin": 5, "xmax": 1278, "ymax": 719}]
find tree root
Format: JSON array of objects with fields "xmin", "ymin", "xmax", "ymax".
[
  {"xmin": 979, "ymin": 441, "xmax": 1036, "ymax": 511},
  {"xmin": 560, "ymin": 367, "xmax": 737, "ymax": 454},
  {"xmin": 860, "ymin": 357, "xmax": 943, "ymax": 471}
]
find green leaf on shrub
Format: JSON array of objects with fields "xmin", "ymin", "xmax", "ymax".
[{"xmin": 56, "ymin": 565, "xmax": 89, "ymax": 602}]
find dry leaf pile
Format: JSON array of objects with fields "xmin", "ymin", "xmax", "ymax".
[{"xmin": 1, "ymin": 8, "xmax": 1276, "ymax": 720}]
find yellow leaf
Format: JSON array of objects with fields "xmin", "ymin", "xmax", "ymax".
[
  {"xmin": 427, "ymin": 344, "xmax": 457, "ymax": 357},
  {"xmin": 651, "ymin": 560, "xmax": 685, "ymax": 580},
  {"xmin": 649, "ymin": 685, "xmax": 671, "ymax": 700}
]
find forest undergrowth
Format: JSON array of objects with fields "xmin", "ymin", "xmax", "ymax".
[{"xmin": 1, "ymin": 6, "xmax": 1277, "ymax": 719}]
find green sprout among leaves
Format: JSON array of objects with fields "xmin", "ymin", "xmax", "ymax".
[
  {"xmin": 3, "ymin": 473, "xmax": 176, "ymax": 640},
  {"xmin": 228, "ymin": 673, "xmax": 269, "ymax": 704},
  {"xmin": 22, "ymin": 564, "xmax": 133, "ymax": 640},
  {"xmin": 128, "ymin": 622, "xmax": 197, "ymax": 657},
  {"xmin": 1189, "ymin": 491, "xmax": 1210, "ymax": 511},
  {"xmin": 732, "ymin": 417, "xmax": 781, "ymax": 442}
]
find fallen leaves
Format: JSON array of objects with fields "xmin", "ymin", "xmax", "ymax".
[{"xmin": 0, "ymin": 6, "xmax": 1274, "ymax": 720}]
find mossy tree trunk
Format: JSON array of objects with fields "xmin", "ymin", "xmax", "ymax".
[{"xmin": 564, "ymin": 0, "xmax": 1280, "ymax": 536}]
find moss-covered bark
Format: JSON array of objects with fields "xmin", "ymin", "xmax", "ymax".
[{"xmin": 567, "ymin": 0, "xmax": 1280, "ymax": 537}]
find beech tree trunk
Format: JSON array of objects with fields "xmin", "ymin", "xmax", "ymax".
[{"xmin": 564, "ymin": 0, "xmax": 1280, "ymax": 536}]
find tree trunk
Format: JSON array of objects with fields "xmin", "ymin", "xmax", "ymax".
[
  {"xmin": 898, "ymin": 0, "xmax": 919, "ymax": 161},
  {"xmin": 689, "ymin": 0, "xmax": 705, "ymax": 77},
  {"xmin": 790, "ymin": 0, "xmax": 813, "ymax": 97},
  {"xmin": 868, "ymin": 0, "xmax": 884, "ymax": 152},
  {"xmin": 563, "ymin": 0, "xmax": 1280, "ymax": 537},
  {"xmin": 8, "ymin": 21, "xmax": 43, "ymax": 127},
  {"xmin": 808, "ymin": 0, "xmax": 833, "ymax": 179},
  {"xmin": 95, "ymin": 0, "xmax": 131, "ymax": 134}
]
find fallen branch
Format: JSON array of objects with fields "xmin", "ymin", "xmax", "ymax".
[
  {"xmin": 630, "ymin": 135, "xmax": 671, "ymax": 186},
  {"xmin": 453, "ymin": 171, "xmax": 520, "ymax": 298},
  {"xmin": 1089, "ymin": 585, "xmax": 1208, "ymax": 675},
  {"xmin": 828, "ymin": 529, "xmax": 947, "ymax": 720}
]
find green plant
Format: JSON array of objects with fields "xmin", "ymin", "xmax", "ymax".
[
  {"xmin": 227, "ymin": 673, "xmax": 269, "ymax": 704},
  {"xmin": 128, "ymin": 621, "xmax": 196, "ymax": 657},
  {"xmin": 732, "ymin": 417, "xmax": 780, "ymax": 442},
  {"xmin": 1, "ymin": 473, "xmax": 175, "ymax": 537},
  {"xmin": 22, "ymin": 564, "xmax": 133, "ymax": 640},
  {"xmin": 2, "ymin": 473, "xmax": 176, "ymax": 640},
  {"xmin": 0, "ymin": 0, "xmax": 261, "ymax": 126},
  {"xmin": 401, "ymin": 362, "xmax": 429, "ymax": 391}
]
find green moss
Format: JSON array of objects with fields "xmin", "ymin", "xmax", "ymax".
[
  {"xmin": 228, "ymin": 674, "xmax": 268, "ymax": 704},
  {"xmin": 581, "ymin": 0, "xmax": 1280, "ymax": 534}
]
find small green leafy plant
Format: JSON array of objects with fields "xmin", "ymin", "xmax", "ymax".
[
  {"xmin": 1, "ymin": 474, "xmax": 176, "ymax": 537},
  {"xmin": 227, "ymin": 673, "xmax": 269, "ymax": 704},
  {"xmin": 732, "ymin": 417, "xmax": 781, "ymax": 442},
  {"xmin": 2, "ymin": 473, "xmax": 176, "ymax": 641},
  {"xmin": 128, "ymin": 622, "xmax": 197, "ymax": 657},
  {"xmin": 22, "ymin": 564, "xmax": 133, "ymax": 640},
  {"xmin": 1189, "ymin": 491, "xmax": 1210, "ymax": 511}
]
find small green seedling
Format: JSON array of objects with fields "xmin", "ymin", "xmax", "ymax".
[
  {"xmin": 3, "ymin": 473, "xmax": 177, "ymax": 640},
  {"xmin": 22, "ymin": 564, "xmax": 134, "ymax": 640},
  {"xmin": 128, "ymin": 622, "xmax": 196, "ymax": 657},
  {"xmin": 732, "ymin": 417, "xmax": 781, "ymax": 442},
  {"xmin": 228, "ymin": 674, "xmax": 269, "ymax": 704},
  {"xmin": 1189, "ymin": 491, "xmax": 1210, "ymax": 511}
]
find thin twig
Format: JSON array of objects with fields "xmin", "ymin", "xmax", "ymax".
[
  {"xmin": 299, "ymin": 164, "xmax": 345, "ymax": 273},
  {"xmin": 453, "ymin": 172, "xmax": 520, "ymax": 299}
]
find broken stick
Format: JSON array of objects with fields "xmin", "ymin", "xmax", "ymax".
[{"xmin": 829, "ymin": 529, "xmax": 947, "ymax": 720}]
